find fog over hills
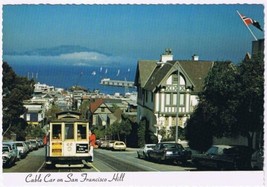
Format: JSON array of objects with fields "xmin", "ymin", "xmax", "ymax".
[{"xmin": 4, "ymin": 45, "xmax": 135, "ymax": 67}]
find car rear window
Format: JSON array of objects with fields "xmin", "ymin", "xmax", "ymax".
[
  {"xmin": 2, "ymin": 147, "xmax": 9, "ymax": 152},
  {"xmin": 3, "ymin": 144, "xmax": 12, "ymax": 149},
  {"xmin": 115, "ymin": 142, "xmax": 124, "ymax": 145}
]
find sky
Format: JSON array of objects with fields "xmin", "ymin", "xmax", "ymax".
[{"xmin": 2, "ymin": 4, "xmax": 265, "ymax": 67}]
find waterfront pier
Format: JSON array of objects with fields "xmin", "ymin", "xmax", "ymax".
[{"xmin": 100, "ymin": 78, "xmax": 135, "ymax": 88}]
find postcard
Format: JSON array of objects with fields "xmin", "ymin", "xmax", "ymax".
[{"xmin": 1, "ymin": 1, "xmax": 265, "ymax": 186}]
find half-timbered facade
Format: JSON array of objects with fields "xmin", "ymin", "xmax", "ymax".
[{"xmin": 135, "ymin": 49, "xmax": 214, "ymax": 140}]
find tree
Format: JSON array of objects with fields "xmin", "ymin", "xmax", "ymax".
[
  {"xmin": 46, "ymin": 103, "xmax": 62, "ymax": 121},
  {"xmin": 137, "ymin": 117, "xmax": 158, "ymax": 146},
  {"xmin": 137, "ymin": 118, "xmax": 146, "ymax": 147},
  {"xmin": 3, "ymin": 62, "xmax": 34, "ymax": 137},
  {"xmin": 93, "ymin": 125, "xmax": 105, "ymax": 139},
  {"xmin": 79, "ymin": 100, "xmax": 90, "ymax": 119},
  {"xmin": 185, "ymin": 60, "xmax": 263, "ymax": 151},
  {"xmin": 25, "ymin": 125, "xmax": 45, "ymax": 139},
  {"xmin": 104, "ymin": 119, "xmax": 132, "ymax": 142},
  {"xmin": 185, "ymin": 102, "xmax": 213, "ymax": 151},
  {"xmin": 120, "ymin": 118, "xmax": 132, "ymax": 144},
  {"xmin": 236, "ymin": 59, "xmax": 264, "ymax": 148},
  {"xmin": 169, "ymin": 126, "xmax": 186, "ymax": 141},
  {"xmin": 200, "ymin": 61, "xmax": 239, "ymax": 138},
  {"xmin": 111, "ymin": 121, "xmax": 121, "ymax": 140}
]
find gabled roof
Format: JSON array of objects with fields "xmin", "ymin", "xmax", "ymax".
[
  {"xmin": 89, "ymin": 98, "xmax": 104, "ymax": 113},
  {"xmin": 135, "ymin": 59, "xmax": 214, "ymax": 93},
  {"xmin": 143, "ymin": 62, "xmax": 172, "ymax": 91},
  {"xmin": 143, "ymin": 61, "xmax": 195, "ymax": 91},
  {"xmin": 134, "ymin": 60, "xmax": 158, "ymax": 88},
  {"xmin": 42, "ymin": 93, "xmax": 53, "ymax": 99},
  {"xmin": 179, "ymin": 61, "xmax": 214, "ymax": 92}
]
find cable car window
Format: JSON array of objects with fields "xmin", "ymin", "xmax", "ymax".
[
  {"xmin": 77, "ymin": 124, "xmax": 87, "ymax": 140},
  {"xmin": 65, "ymin": 123, "xmax": 74, "ymax": 139},
  {"xmin": 52, "ymin": 124, "xmax": 62, "ymax": 139}
]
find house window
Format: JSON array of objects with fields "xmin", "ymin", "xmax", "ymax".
[
  {"xmin": 26, "ymin": 114, "xmax": 30, "ymax": 121},
  {"xmin": 166, "ymin": 93, "xmax": 171, "ymax": 105},
  {"xmin": 180, "ymin": 94, "xmax": 185, "ymax": 106},
  {"xmin": 172, "ymin": 74, "xmax": 178, "ymax": 84},
  {"xmin": 151, "ymin": 92, "xmax": 154, "ymax": 102},
  {"xmin": 30, "ymin": 113, "xmax": 38, "ymax": 122},
  {"xmin": 172, "ymin": 94, "xmax": 177, "ymax": 105},
  {"xmin": 101, "ymin": 107, "xmax": 105, "ymax": 112}
]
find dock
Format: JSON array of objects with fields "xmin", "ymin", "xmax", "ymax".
[{"xmin": 100, "ymin": 78, "xmax": 135, "ymax": 88}]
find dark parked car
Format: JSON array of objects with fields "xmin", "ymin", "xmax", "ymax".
[
  {"xmin": 147, "ymin": 142, "xmax": 191, "ymax": 165},
  {"xmin": 251, "ymin": 149, "xmax": 263, "ymax": 170},
  {"xmin": 191, "ymin": 145, "xmax": 252, "ymax": 170}
]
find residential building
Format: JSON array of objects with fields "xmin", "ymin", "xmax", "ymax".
[
  {"xmin": 252, "ymin": 38, "xmax": 264, "ymax": 60},
  {"xmin": 34, "ymin": 82, "xmax": 55, "ymax": 93},
  {"xmin": 244, "ymin": 39, "xmax": 264, "ymax": 62},
  {"xmin": 135, "ymin": 49, "xmax": 214, "ymax": 140},
  {"xmin": 21, "ymin": 102, "xmax": 46, "ymax": 126},
  {"xmin": 88, "ymin": 98, "xmax": 112, "ymax": 127}
]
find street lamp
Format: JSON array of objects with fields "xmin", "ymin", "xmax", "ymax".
[{"xmin": 157, "ymin": 61, "xmax": 180, "ymax": 143}]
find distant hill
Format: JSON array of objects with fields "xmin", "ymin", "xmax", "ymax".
[{"xmin": 4, "ymin": 45, "xmax": 111, "ymax": 57}]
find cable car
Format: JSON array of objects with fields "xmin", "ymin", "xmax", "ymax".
[{"xmin": 45, "ymin": 111, "xmax": 91, "ymax": 168}]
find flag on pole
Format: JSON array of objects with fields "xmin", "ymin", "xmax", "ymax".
[{"xmin": 240, "ymin": 13, "xmax": 263, "ymax": 31}]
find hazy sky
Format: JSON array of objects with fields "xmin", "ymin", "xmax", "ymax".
[{"xmin": 3, "ymin": 4, "xmax": 264, "ymax": 66}]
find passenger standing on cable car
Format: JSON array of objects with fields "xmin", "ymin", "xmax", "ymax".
[{"xmin": 89, "ymin": 129, "xmax": 96, "ymax": 162}]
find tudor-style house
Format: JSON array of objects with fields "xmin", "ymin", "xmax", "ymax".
[{"xmin": 134, "ymin": 49, "xmax": 214, "ymax": 141}]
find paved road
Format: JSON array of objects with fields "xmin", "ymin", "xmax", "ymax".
[
  {"xmin": 2, "ymin": 147, "xmax": 263, "ymax": 187},
  {"xmin": 3, "ymin": 147, "xmax": 196, "ymax": 173},
  {"xmin": 3, "ymin": 147, "xmax": 46, "ymax": 173}
]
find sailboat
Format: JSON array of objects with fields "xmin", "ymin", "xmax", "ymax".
[{"xmin": 116, "ymin": 69, "xmax": 120, "ymax": 76}]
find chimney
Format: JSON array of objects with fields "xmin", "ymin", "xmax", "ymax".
[
  {"xmin": 160, "ymin": 48, "xmax": 173, "ymax": 63},
  {"xmin": 192, "ymin": 54, "xmax": 199, "ymax": 61}
]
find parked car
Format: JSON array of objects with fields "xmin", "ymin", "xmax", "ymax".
[
  {"xmin": 184, "ymin": 146, "xmax": 203, "ymax": 160},
  {"xmin": 100, "ymin": 140, "xmax": 109, "ymax": 149},
  {"xmin": 147, "ymin": 142, "xmax": 191, "ymax": 165},
  {"xmin": 3, "ymin": 141, "xmax": 20, "ymax": 160},
  {"xmin": 112, "ymin": 141, "xmax": 126, "ymax": 151},
  {"xmin": 191, "ymin": 145, "xmax": 252, "ymax": 170},
  {"xmin": 37, "ymin": 139, "xmax": 44, "ymax": 148},
  {"xmin": 29, "ymin": 140, "xmax": 39, "ymax": 150},
  {"xmin": 14, "ymin": 141, "xmax": 28, "ymax": 159},
  {"xmin": 25, "ymin": 140, "xmax": 34, "ymax": 152},
  {"xmin": 2, "ymin": 145, "xmax": 17, "ymax": 167},
  {"xmin": 96, "ymin": 139, "xmax": 105, "ymax": 147},
  {"xmin": 137, "ymin": 144, "xmax": 156, "ymax": 159},
  {"xmin": 107, "ymin": 140, "xmax": 115, "ymax": 150},
  {"xmin": 251, "ymin": 149, "xmax": 263, "ymax": 170}
]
